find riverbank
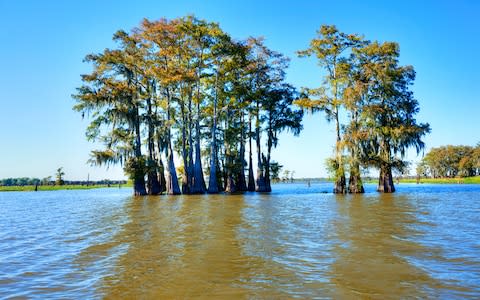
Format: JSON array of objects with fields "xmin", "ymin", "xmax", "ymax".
[
  {"xmin": 0, "ymin": 184, "xmax": 121, "ymax": 192},
  {"xmin": 399, "ymin": 176, "xmax": 480, "ymax": 184},
  {"xmin": 298, "ymin": 176, "xmax": 480, "ymax": 185},
  {"xmin": 363, "ymin": 176, "xmax": 480, "ymax": 185},
  {"xmin": 2, "ymin": 176, "xmax": 479, "ymax": 192}
]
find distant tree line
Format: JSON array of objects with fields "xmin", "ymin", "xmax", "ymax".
[
  {"xmin": 417, "ymin": 144, "xmax": 480, "ymax": 178},
  {"xmin": 0, "ymin": 178, "xmax": 126, "ymax": 187},
  {"xmin": 0, "ymin": 178, "xmax": 42, "ymax": 186}
]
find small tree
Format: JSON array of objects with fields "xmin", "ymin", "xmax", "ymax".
[
  {"xmin": 55, "ymin": 168, "xmax": 65, "ymax": 186},
  {"xmin": 269, "ymin": 161, "xmax": 283, "ymax": 183},
  {"xmin": 283, "ymin": 169, "xmax": 290, "ymax": 182},
  {"xmin": 42, "ymin": 176, "xmax": 52, "ymax": 186}
]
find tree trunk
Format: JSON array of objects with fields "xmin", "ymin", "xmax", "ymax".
[
  {"xmin": 332, "ymin": 75, "xmax": 346, "ymax": 192},
  {"xmin": 208, "ymin": 81, "xmax": 219, "ymax": 194},
  {"xmin": 333, "ymin": 173, "xmax": 347, "ymax": 194},
  {"xmin": 247, "ymin": 115, "xmax": 255, "ymax": 191},
  {"xmin": 207, "ymin": 141, "xmax": 219, "ymax": 194},
  {"xmin": 217, "ymin": 155, "xmax": 224, "ymax": 192},
  {"xmin": 236, "ymin": 112, "xmax": 247, "ymax": 191},
  {"xmin": 158, "ymin": 156, "xmax": 167, "ymax": 194},
  {"xmin": 348, "ymin": 147, "xmax": 364, "ymax": 193},
  {"xmin": 224, "ymin": 107, "xmax": 237, "ymax": 193},
  {"xmin": 147, "ymin": 171, "xmax": 161, "ymax": 195},
  {"xmin": 225, "ymin": 174, "xmax": 237, "ymax": 193},
  {"xmin": 378, "ymin": 164, "xmax": 395, "ymax": 193},
  {"xmin": 192, "ymin": 101, "xmax": 206, "ymax": 193},
  {"xmin": 180, "ymin": 99, "xmax": 190, "ymax": 194},
  {"xmin": 133, "ymin": 176, "xmax": 147, "ymax": 196},
  {"xmin": 166, "ymin": 143, "xmax": 181, "ymax": 195},
  {"xmin": 187, "ymin": 92, "xmax": 195, "ymax": 193},
  {"xmin": 222, "ymin": 147, "xmax": 228, "ymax": 191},
  {"xmin": 165, "ymin": 90, "xmax": 181, "ymax": 195},
  {"xmin": 133, "ymin": 105, "xmax": 147, "ymax": 196},
  {"xmin": 263, "ymin": 154, "xmax": 272, "ymax": 192},
  {"xmin": 264, "ymin": 116, "xmax": 274, "ymax": 193},
  {"xmin": 255, "ymin": 103, "xmax": 267, "ymax": 192},
  {"xmin": 155, "ymin": 132, "xmax": 167, "ymax": 194},
  {"xmin": 333, "ymin": 139, "xmax": 346, "ymax": 194},
  {"xmin": 348, "ymin": 163, "xmax": 364, "ymax": 193},
  {"xmin": 146, "ymin": 94, "xmax": 161, "ymax": 195}
]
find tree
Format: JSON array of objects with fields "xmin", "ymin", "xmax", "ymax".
[
  {"xmin": 421, "ymin": 144, "xmax": 478, "ymax": 178},
  {"xmin": 356, "ymin": 42, "xmax": 430, "ymax": 192},
  {"xmin": 296, "ymin": 25, "xmax": 364, "ymax": 194},
  {"xmin": 283, "ymin": 169, "xmax": 290, "ymax": 182},
  {"xmin": 55, "ymin": 167, "xmax": 65, "ymax": 186},
  {"xmin": 140, "ymin": 18, "xmax": 182, "ymax": 195},
  {"xmin": 73, "ymin": 30, "xmax": 148, "ymax": 196},
  {"xmin": 342, "ymin": 51, "xmax": 368, "ymax": 193},
  {"xmin": 262, "ymin": 84, "xmax": 303, "ymax": 191},
  {"xmin": 245, "ymin": 37, "xmax": 293, "ymax": 192},
  {"xmin": 42, "ymin": 176, "xmax": 52, "ymax": 186},
  {"xmin": 269, "ymin": 161, "xmax": 283, "ymax": 183},
  {"xmin": 296, "ymin": 25, "xmax": 429, "ymax": 194}
]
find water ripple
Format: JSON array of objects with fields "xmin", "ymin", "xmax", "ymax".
[{"xmin": 0, "ymin": 184, "xmax": 479, "ymax": 298}]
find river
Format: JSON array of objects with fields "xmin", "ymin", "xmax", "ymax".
[{"xmin": 0, "ymin": 183, "xmax": 479, "ymax": 298}]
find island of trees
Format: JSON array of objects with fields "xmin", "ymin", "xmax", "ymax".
[
  {"xmin": 73, "ymin": 16, "xmax": 430, "ymax": 195},
  {"xmin": 74, "ymin": 16, "xmax": 303, "ymax": 196}
]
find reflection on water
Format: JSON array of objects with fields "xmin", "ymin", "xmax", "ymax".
[
  {"xmin": 0, "ymin": 183, "xmax": 479, "ymax": 298},
  {"xmin": 330, "ymin": 195, "xmax": 437, "ymax": 298}
]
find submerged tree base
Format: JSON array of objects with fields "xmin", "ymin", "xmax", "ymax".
[
  {"xmin": 378, "ymin": 165, "xmax": 395, "ymax": 193},
  {"xmin": 255, "ymin": 175, "xmax": 269, "ymax": 192},
  {"xmin": 333, "ymin": 175, "xmax": 347, "ymax": 194},
  {"xmin": 348, "ymin": 174, "xmax": 365, "ymax": 194},
  {"xmin": 147, "ymin": 171, "xmax": 162, "ymax": 195}
]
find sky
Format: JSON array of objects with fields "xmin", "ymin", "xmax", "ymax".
[{"xmin": 0, "ymin": 0, "xmax": 479, "ymax": 180}]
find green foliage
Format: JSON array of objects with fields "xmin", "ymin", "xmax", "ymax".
[
  {"xmin": 421, "ymin": 144, "xmax": 480, "ymax": 178},
  {"xmin": 55, "ymin": 167, "xmax": 65, "ymax": 186},
  {"xmin": 74, "ymin": 15, "xmax": 303, "ymax": 194},
  {"xmin": 269, "ymin": 161, "xmax": 283, "ymax": 183},
  {"xmin": 325, "ymin": 157, "xmax": 345, "ymax": 179},
  {"xmin": 0, "ymin": 177, "xmax": 41, "ymax": 186},
  {"xmin": 123, "ymin": 156, "xmax": 147, "ymax": 180},
  {"xmin": 396, "ymin": 176, "xmax": 480, "ymax": 184},
  {"xmin": 0, "ymin": 184, "xmax": 119, "ymax": 192},
  {"xmin": 298, "ymin": 24, "xmax": 430, "ymax": 193}
]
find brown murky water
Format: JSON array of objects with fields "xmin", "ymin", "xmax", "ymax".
[{"xmin": 1, "ymin": 183, "xmax": 479, "ymax": 298}]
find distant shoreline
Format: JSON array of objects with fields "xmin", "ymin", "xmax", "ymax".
[
  {"xmin": 0, "ymin": 184, "xmax": 123, "ymax": 192},
  {"xmin": 2, "ymin": 176, "xmax": 479, "ymax": 192},
  {"xmin": 292, "ymin": 176, "xmax": 480, "ymax": 185}
]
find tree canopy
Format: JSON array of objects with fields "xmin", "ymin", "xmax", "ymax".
[
  {"xmin": 296, "ymin": 25, "xmax": 430, "ymax": 193},
  {"xmin": 73, "ymin": 16, "xmax": 303, "ymax": 196},
  {"xmin": 419, "ymin": 144, "xmax": 480, "ymax": 178},
  {"xmin": 74, "ymin": 18, "xmax": 432, "ymax": 195}
]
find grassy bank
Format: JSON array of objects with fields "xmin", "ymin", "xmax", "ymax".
[
  {"xmin": 363, "ymin": 176, "xmax": 480, "ymax": 185},
  {"xmin": 398, "ymin": 176, "xmax": 480, "ymax": 184},
  {"xmin": 0, "ymin": 184, "xmax": 123, "ymax": 192}
]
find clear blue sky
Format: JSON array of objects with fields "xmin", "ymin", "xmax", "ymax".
[{"xmin": 1, "ymin": 0, "xmax": 479, "ymax": 180}]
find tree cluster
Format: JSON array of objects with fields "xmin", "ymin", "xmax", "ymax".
[
  {"xmin": 296, "ymin": 25, "xmax": 430, "ymax": 193},
  {"xmin": 0, "ymin": 177, "xmax": 41, "ymax": 186},
  {"xmin": 418, "ymin": 144, "xmax": 480, "ymax": 178},
  {"xmin": 73, "ymin": 16, "xmax": 303, "ymax": 196}
]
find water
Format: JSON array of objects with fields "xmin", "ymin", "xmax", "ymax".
[{"xmin": 0, "ymin": 183, "xmax": 479, "ymax": 298}]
